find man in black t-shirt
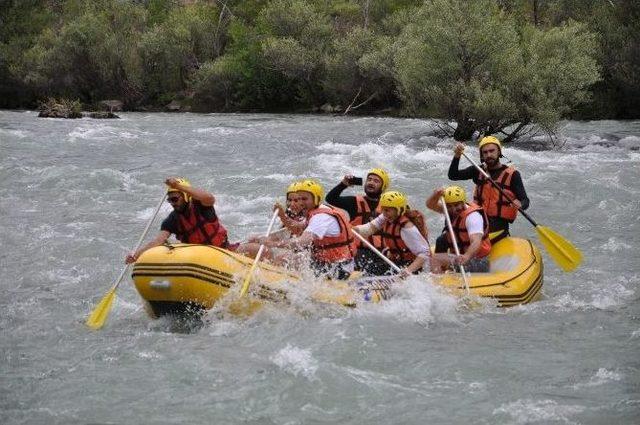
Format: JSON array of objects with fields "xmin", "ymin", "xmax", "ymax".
[
  {"xmin": 445, "ymin": 137, "xmax": 529, "ymax": 247},
  {"xmin": 125, "ymin": 177, "xmax": 229, "ymax": 264},
  {"xmin": 325, "ymin": 168, "xmax": 391, "ymax": 275}
]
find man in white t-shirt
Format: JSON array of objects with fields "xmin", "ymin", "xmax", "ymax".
[
  {"xmin": 353, "ymin": 191, "xmax": 430, "ymax": 277},
  {"xmin": 426, "ymin": 186, "xmax": 492, "ymax": 273},
  {"xmin": 264, "ymin": 180, "xmax": 355, "ymax": 279}
]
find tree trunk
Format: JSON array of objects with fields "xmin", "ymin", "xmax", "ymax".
[{"xmin": 453, "ymin": 119, "xmax": 475, "ymax": 141}]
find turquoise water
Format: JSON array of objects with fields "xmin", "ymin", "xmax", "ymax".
[{"xmin": 1, "ymin": 111, "xmax": 639, "ymax": 424}]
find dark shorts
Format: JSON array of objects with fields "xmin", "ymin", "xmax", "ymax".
[{"xmin": 355, "ymin": 248, "xmax": 394, "ymax": 276}]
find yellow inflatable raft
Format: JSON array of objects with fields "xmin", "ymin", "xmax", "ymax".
[{"xmin": 131, "ymin": 237, "xmax": 542, "ymax": 317}]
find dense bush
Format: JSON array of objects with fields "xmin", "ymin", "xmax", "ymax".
[{"xmin": 0, "ymin": 0, "xmax": 637, "ymax": 134}]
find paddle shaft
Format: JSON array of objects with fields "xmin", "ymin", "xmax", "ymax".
[
  {"xmin": 112, "ymin": 193, "xmax": 167, "ymax": 292},
  {"xmin": 351, "ymin": 230, "xmax": 402, "ymax": 273},
  {"xmin": 240, "ymin": 210, "xmax": 280, "ymax": 297},
  {"xmin": 440, "ymin": 197, "xmax": 470, "ymax": 294},
  {"xmin": 461, "ymin": 152, "xmax": 538, "ymax": 227}
]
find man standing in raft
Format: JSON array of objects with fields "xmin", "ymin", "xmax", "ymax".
[
  {"xmin": 447, "ymin": 136, "xmax": 529, "ymax": 244},
  {"xmin": 125, "ymin": 177, "xmax": 230, "ymax": 263},
  {"xmin": 264, "ymin": 180, "xmax": 355, "ymax": 280},
  {"xmin": 426, "ymin": 186, "xmax": 491, "ymax": 273},
  {"xmin": 325, "ymin": 168, "xmax": 390, "ymax": 275},
  {"xmin": 352, "ymin": 191, "xmax": 430, "ymax": 277}
]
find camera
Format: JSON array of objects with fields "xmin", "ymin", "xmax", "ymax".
[{"xmin": 348, "ymin": 176, "xmax": 363, "ymax": 185}]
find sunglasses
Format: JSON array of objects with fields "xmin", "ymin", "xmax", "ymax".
[{"xmin": 167, "ymin": 196, "xmax": 182, "ymax": 203}]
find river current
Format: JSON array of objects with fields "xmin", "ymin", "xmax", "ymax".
[{"xmin": 1, "ymin": 110, "xmax": 639, "ymax": 424}]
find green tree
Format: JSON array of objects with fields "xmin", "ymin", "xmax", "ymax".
[
  {"xmin": 19, "ymin": 1, "xmax": 146, "ymax": 106},
  {"xmin": 139, "ymin": 2, "xmax": 221, "ymax": 104},
  {"xmin": 394, "ymin": 0, "xmax": 599, "ymax": 140},
  {"xmin": 323, "ymin": 27, "xmax": 397, "ymax": 112},
  {"xmin": 255, "ymin": 0, "xmax": 332, "ymax": 106}
]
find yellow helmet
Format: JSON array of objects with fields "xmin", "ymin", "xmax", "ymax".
[
  {"xmin": 286, "ymin": 181, "xmax": 301, "ymax": 195},
  {"xmin": 379, "ymin": 190, "xmax": 409, "ymax": 216},
  {"xmin": 166, "ymin": 177, "xmax": 191, "ymax": 202},
  {"xmin": 478, "ymin": 136, "xmax": 502, "ymax": 151},
  {"xmin": 443, "ymin": 186, "xmax": 466, "ymax": 204},
  {"xmin": 367, "ymin": 168, "xmax": 390, "ymax": 192},
  {"xmin": 298, "ymin": 179, "xmax": 324, "ymax": 206}
]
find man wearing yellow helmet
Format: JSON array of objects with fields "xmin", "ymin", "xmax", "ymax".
[
  {"xmin": 448, "ymin": 136, "xmax": 529, "ymax": 243},
  {"xmin": 353, "ymin": 191, "xmax": 430, "ymax": 277},
  {"xmin": 264, "ymin": 179, "xmax": 355, "ymax": 279},
  {"xmin": 237, "ymin": 181, "xmax": 307, "ymax": 260},
  {"xmin": 325, "ymin": 168, "xmax": 390, "ymax": 275},
  {"xmin": 125, "ymin": 177, "xmax": 230, "ymax": 264},
  {"xmin": 426, "ymin": 186, "xmax": 491, "ymax": 273}
]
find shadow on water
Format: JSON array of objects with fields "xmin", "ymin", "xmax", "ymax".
[{"xmin": 148, "ymin": 302, "xmax": 206, "ymax": 334}]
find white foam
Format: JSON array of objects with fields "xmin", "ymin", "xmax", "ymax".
[
  {"xmin": 270, "ymin": 344, "xmax": 318, "ymax": 380},
  {"xmin": 601, "ymin": 237, "xmax": 632, "ymax": 252},
  {"xmin": 194, "ymin": 126, "xmax": 241, "ymax": 135},
  {"xmin": 68, "ymin": 125, "xmax": 115, "ymax": 141},
  {"xmin": 0, "ymin": 128, "xmax": 28, "ymax": 138},
  {"xmin": 137, "ymin": 351, "xmax": 162, "ymax": 360},
  {"xmin": 493, "ymin": 399, "xmax": 585, "ymax": 424},
  {"xmin": 572, "ymin": 368, "xmax": 622, "ymax": 389},
  {"xmin": 590, "ymin": 281, "xmax": 635, "ymax": 309},
  {"xmin": 45, "ymin": 267, "xmax": 89, "ymax": 286},
  {"xmin": 550, "ymin": 279, "xmax": 635, "ymax": 311},
  {"xmin": 354, "ymin": 275, "xmax": 461, "ymax": 325}
]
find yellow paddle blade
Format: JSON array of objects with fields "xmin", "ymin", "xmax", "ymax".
[
  {"xmin": 536, "ymin": 225, "xmax": 583, "ymax": 272},
  {"xmin": 489, "ymin": 230, "xmax": 504, "ymax": 241},
  {"xmin": 85, "ymin": 288, "xmax": 116, "ymax": 330}
]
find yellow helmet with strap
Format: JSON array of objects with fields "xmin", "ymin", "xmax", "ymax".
[
  {"xmin": 478, "ymin": 136, "xmax": 502, "ymax": 151},
  {"xmin": 379, "ymin": 190, "xmax": 409, "ymax": 215},
  {"xmin": 298, "ymin": 179, "xmax": 324, "ymax": 206},
  {"xmin": 367, "ymin": 168, "xmax": 390, "ymax": 192},
  {"xmin": 166, "ymin": 177, "xmax": 191, "ymax": 202},
  {"xmin": 443, "ymin": 186, "xmax": 466, "ymax": 204},
  {"xmin": 286, "ymin": 181, "xmax": 302, "ymax": 195}
]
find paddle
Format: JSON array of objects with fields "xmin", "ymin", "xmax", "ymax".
[
  {"xmin": 239, "ymin": 210, "xmax": 280, "ymax": 297},
  {"xmin": 85, "ymin": 193, "xmax": 167, "ymax": 330},
  {"xmin": 440, "ymin": 197, "xmax": 471, "ymax": 295},
  {"xmin": 461, "ymin": 151, "xmax": 582, "ymax": 272},
  {"xmin": 351, "ymin": 230, "xmax": 402, "ymax": 273}
]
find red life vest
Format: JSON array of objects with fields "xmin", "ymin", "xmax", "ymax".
[
  {"xmin": 351, "ymin": 195, "xmax": 384, "ymax": 251},
  {"xmin": 446, "ymin": 203, "xmax": 491, "ymax": 258},
  {"xmin": 306, "ymin": 206, "xmax": 355, "ymax": 263},
  {"xmin": 473, "ymin": 166, "xmax": 519, "ymax": 222},
  {"xmin": 176, "ymin": 202, "xmax": 228, "ymax": 248},
  {"xmin": 380, "ymin": 210, "xmax": 429, "ymax": 265}
]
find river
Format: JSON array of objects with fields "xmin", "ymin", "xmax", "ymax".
[{"xmin": 1, "ymin": 110, "xmax": 639, "ymax": 424}]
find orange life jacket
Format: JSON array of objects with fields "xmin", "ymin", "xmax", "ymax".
[
  {"xmin": 306, "ymin": 206, "xmax": 355, "ymax": 263},
  {"xmin": 351, "ymin": 195, "xmax": 384, "ymax": 251},
  {"xmin": 473, "ymin": 166, "xmax": 519, "ymax": 222},
  {"xmin": 380, "ymin": 210, "xmax": 429, "ymax": 265},
  {"xmin": 446, "ymin": 203, "xmax": 491, "ymax": 258},
  {"xmin": 176, "ymin": 202, "xmax": 228, "ymax": 248}
]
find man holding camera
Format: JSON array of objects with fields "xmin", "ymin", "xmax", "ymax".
[{"xmin": 325, "ymin": 168, "xmax": 390, "ymax": 275}]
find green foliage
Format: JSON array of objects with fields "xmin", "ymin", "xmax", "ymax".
[
  {"xmin": 0, "ymin": 0, "xmax": 634, "ymax": 127},
  {"xmin": 393, "ymin": 0, "xmax": 599, "ymax": 139},
  {"xmin": 16, "ymin": 1, "xmax": 146, "ymax": 105},
  {"xmin": 39, "ymin": 97, "xmax": 83, "ymax": 118},
  {"xmin": 139, "ymin": 2, "xmax": 221, "ymax": 103},
  {"xmin": 323, "ymin": 27, "xmax": 396, "ymax": 108}
]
